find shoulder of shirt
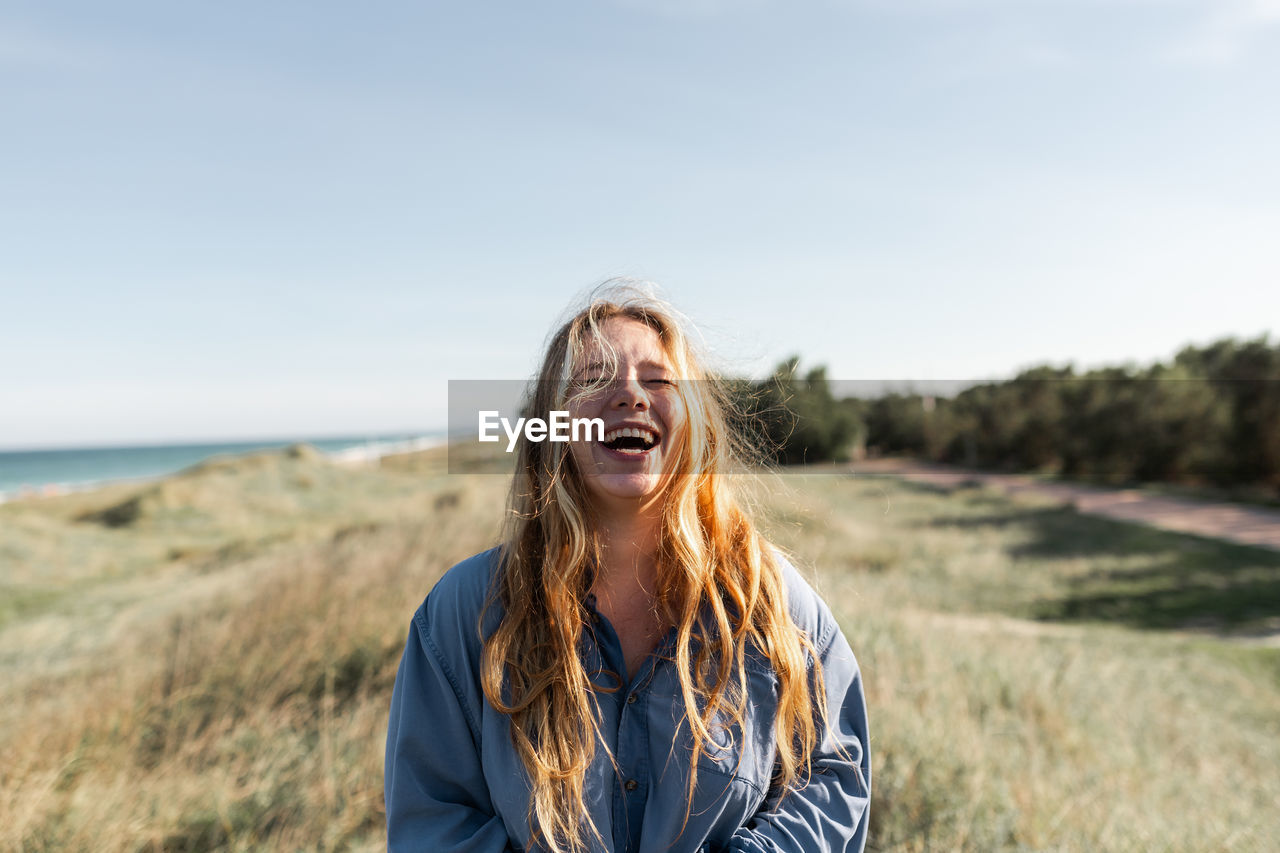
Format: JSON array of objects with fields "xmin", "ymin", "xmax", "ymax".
[
  {"xmin": 772, "ymin": 547, "xmax": 840, "ymax": 651},
  {"xmin": 412, "ymin": 545, "xmax": 504, "ymax": 652}
]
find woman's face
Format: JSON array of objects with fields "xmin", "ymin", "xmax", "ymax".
[{"xmin": 566, "ymin": 316, "xmax": 687, "ymax": 514}]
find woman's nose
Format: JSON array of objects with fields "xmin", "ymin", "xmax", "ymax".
[{"xmin": 611, "ymin": 377, "xmax": 649, "ymax": 409}]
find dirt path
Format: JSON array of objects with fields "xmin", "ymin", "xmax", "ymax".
[{"xmin": 853, "ymin": 458, "xmax": 1280, "ymax": 552}]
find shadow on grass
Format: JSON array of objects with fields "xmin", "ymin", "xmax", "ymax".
[
  {"xmin": 907, "ymin": 479, "xmax": 1280, "ymax": 633},
  {"xmin": 1034, "ymin": 555, "xmax": 1280, "ymax": 627}
]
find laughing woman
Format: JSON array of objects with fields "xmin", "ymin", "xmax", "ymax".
[{"xmin": 385, "ymin": 286, "xmax": 871, "ymax": 852}]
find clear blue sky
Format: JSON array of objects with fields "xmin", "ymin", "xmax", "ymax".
[{"xmin": 3, "ymin": 0, "xmax": 1277, "ymax": 448}]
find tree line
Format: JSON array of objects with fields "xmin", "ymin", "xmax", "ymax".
[{"xmin": 727, "ymin": 335, "xmax": 1280, "ymax": 494}]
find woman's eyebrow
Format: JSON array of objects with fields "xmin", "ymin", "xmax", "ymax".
[{"xmin": 573, "ymin": 359, "xmax": 670, "ymax": 375}]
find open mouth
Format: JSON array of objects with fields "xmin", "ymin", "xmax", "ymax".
[{"xmin": 600, "ymin": 426, "xmax": 660, "ymax": 455}]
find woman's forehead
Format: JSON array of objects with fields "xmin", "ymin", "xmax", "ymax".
[{"xmin": 576, "ymin": 316, "xmax": 671, "ymax": 365}]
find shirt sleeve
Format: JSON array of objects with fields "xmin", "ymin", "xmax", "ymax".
[
  {"xmin": 384, "ymin": 609, "xmax": 516, "ymax": 853},
  {"xmin": 721, "ymin": 622, "xmax": 872, "ymax": 853}
]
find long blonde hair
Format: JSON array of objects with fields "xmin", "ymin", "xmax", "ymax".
[{"xmin": 481, "ymin": 283, "xmax": 828, "ymax": 853}]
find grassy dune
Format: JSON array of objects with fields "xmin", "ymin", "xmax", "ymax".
[{"xmin": 1, "ymin": 449, "xmax": 1277, "ymax": 851}]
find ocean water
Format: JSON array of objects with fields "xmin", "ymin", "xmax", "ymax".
[{"xmin": 0, "ymin": 433, "xmax": 444, "ymax": 501}]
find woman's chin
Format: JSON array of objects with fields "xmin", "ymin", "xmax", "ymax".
[{"xmin": 587, "ymin": 473, "xmax": 667, "ymax": 506}]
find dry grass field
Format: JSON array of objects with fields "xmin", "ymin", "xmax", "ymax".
[{"xmin": 1, "ymin": 447, "xmax": 1277, "ymax": 851}]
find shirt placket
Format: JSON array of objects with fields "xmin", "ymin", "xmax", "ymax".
[{"xmin": 585, "ymin": 597, "xmax": 669, "ymax": 853}]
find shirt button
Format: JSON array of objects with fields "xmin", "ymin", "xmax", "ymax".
[
  {"xmin": 625, "ymin": 779, "xmax": 638, "ymax": 792},
  {"xmin": 626, "ymin": 692, "xmax": 637, "ymax": 704}
]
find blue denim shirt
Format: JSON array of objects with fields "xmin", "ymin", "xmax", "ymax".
[{"xmin": 384, "ymin": 547, "xmax": 871, "ymax": 852}]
